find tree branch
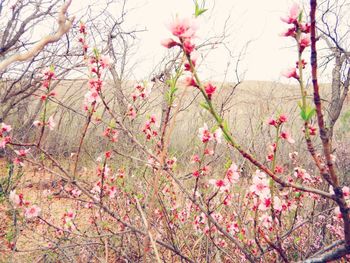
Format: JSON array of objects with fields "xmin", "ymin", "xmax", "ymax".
[{"xmin": 0, "ymin": 0, "xmax": 75, "ymax": 71}]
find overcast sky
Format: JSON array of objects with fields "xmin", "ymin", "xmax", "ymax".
[
  {"xmin": 129, "ymin": 0, "xmax": 295, "ymax": 82},
  {"xmin": 71, "ymin": 0, "xmax": 328, "ymax": 83}
]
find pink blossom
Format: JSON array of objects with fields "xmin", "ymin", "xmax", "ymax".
[
  {"xmin": 9, "ymin": 190, "xmax": 21, "ymax": 206},
  {"xmin": 1, "ymin": 123, "xmax": 12, "ymax": 133},
  {"xmin": 184, "ymin": 51, "xmax": 199, "ymax": 71},
  {"xmin": 294, "ymin": 167, "xmax": 312, "ymax": 182},
  {"xmin": 88, "ymin": 79, "xmax": 103, "ymax": 91},
  {"xmin": 91, "ymin": 183, "xmax": 101, "ymax": 195},
  {"xmin": 227, "ymin": 221, "xmax": 240, "ymax": 234},
  {"xmin": 191, "ymin": 154, "xmax": 200, "ymax": 163},
  {"xmin": 100, "ymin": 55, "xmax": 111, "ymax": 69},
  {"xmin": 166, "ymin": 157, "xmax": 177, "ymax": 169},
  {"xmin": 0, "ymin": 136, "xmax": 11, "ymax": 148},
  {"xmin": 131, "ymin": 93, "xmax": 138, "ymax": 101},
  {"xmin": 225, "ymin": 163, "xmax": 240, "ymax": 183},
  {"xmin": 274, "ymin": 165, "xmax": 284, "ymax": 174},
  {"xmin": 213, "ymin": 128, "xmax": 222, "ymax": 144},
  {"xmin": 71, "ymin": 189, "xmax": 82, "ymax": 198},
  {"xmin": 33, "ymin": 120, "xmax": 42, "ymax": 127},
  {"xmin": 309, "ymin": 125, "xmax": 317, "ymax": 135},
  {"xmin": 85, "ymin": 89, "xmax": 99, "ymax": 103},
  {"xmin": 266, "ymin": 153, "xmax": 274, "ymax": 162},
  {"xmin": 296, "ymin": 59, "xmax": 307, "ymax": 69},
  {"xmin": 127, "ymin": 105, "xmax": 137, "ymax": 119},
  {"xmin": 150, "ymin": 115, "xmax": 156, "ymax": 124},
  {"xmin": 280, "ymin": 131, "xmax": 295, "ymax": 144},
  {"xmin": 204, "ymin": 83, "xmax": 216, "ymax": 99},
  {"xmin": 143, "ymin": 83, "xmax": 152, "ymax": 98},
  {"xmin": 168, "ymin": 17, "xmax": 198, "ymax": 38},
  {"xmin": 14, "ymin": 148, "xmax": 30, "ymax": 157},
  {"xmin": 250, "ymin": 171, "xmax": 270, "ymax": 197},
  {"xmin": 281, "ymin": 27, "xmax": 296, "ymax": 38},
  {"xmin": 281, "ymin": 3, "xmax": 300, "ymax": 24},
  {"xmin": 300, "ymin": 23, "xmax": 311, "ymax": 33},
  {"xmin": 282, "ymin": 67, "xmax": 299, "ymax": 79},
  {"xmin": 14, "ymin": 157, "xmax": 24, "ymax": 166},
  {"xmin": 259, "ymin": 197, "xmax": 272, "ymax": 211},
  {"xmin": 79, "ymin": 22, "xmax": 87, "ymax": 34},
  {"xmin": 343, "ymin": 186, "xmax": 350, "ymax": 198},
  {"xmin": 183, "ymin": 39, "xmax": 195, "ymax": 54},
  {"xmin": 209, "ymin": 178, "xmax": 230, "ymax": 192},
  {"xmin": 62, "ymin": 210, "xmax": 75, "ymax": 230},
  {"xmin": 25, "ymin": 205, "xmax": 41, "ymax": 219},
  {"xmin": 299, "ymin": 33, "xmax": 311, "ymax": 52},
  {"xmin": 185, "ymin": 76, "xmax": 198, "ymax": 87},
  {"xmin": 161, "ymin": 38, "xmax": 178, "ymax": 48},
  {"xmin": 42, "ymin": 67, "xmax": 56, "ymax": 80},
  {"xmin": 192, "ymin": 170, "xmax": 200, "ymax": 178},
  {"xmin": 268, "ymin": 118, "xmax": 277, "ymax": 126},
  {"xmin": 334, "ymin": 206, "xmax": 342, "ymax": 219},
  {"xmin": 279, "ymin": 114, "xmax": 288, "ymax": 123},
  {"xmin": 273, "ymin": 196, "xmax": 283, "ymax": 212},
  {"xmin": 108, "ymin": 186, "xmax": 117, "ymax": 198},
  {"xmin": 198, "ymin": 123, "xmax": 212, "ymax": 143},
  {"xmin": 206, "ymin": 149, "xmax": 215, "ymax": 157}
]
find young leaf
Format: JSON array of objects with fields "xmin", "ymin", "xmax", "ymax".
[
  {"xmin": 194, "ymin": 0, "xmax": 208, "ymax": 17},
  {"xmin": 306, "ymin": 108, "xmax": 316, "ymax": 121},
  {"xmin": 199, "ymin": 101, "xmax": 210, "ymax": 111},
  {"xmin": 300, "ymin": 109, "xmax": 307, "ymax": 121}
]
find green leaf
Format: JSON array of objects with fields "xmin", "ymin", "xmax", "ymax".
[
  {"xmin": 165, "ymin": 90, "xmax": 172, "ymax": 104},
  {"xmin": 199, "ymin": 101, "xmax": 210, "ymax": 111},
  {"xmin": 298, "ymin": 102, "xmax": 316, "ymax": 121},
  {"xmin": 300, "ymin": 109, "xmax": 307, "ymax": 121},
  {"xmin": 306, "ymin": 108, "xmax": 316, "ymax": 120},
  {"xmin": 194, "ymin": 1, "xmax": 208, "ymax": 17},
  {"xmin": 195, "ymin": 8, "xmax": 208, "ymax": 17},
  {"xmin": 109, "ymin": 119, "xmax": 116, "ymax": 129},
  {"xmin": 298, "ymin": 12, "xmax": 303, "ymax": 23},
  {"xmin": 224, "ymin": 159, "xmax": 232, "ymax": 170},
  {"xmin": 93, "ymin": 48, "xmax": 100, "ymax": 58}
]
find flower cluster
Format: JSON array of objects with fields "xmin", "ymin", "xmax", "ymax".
[
  {"xmin": 78, "ymin": 22, "xmax": 88, "ymax": 52},
  {"xmin": 33, "ymin": 115, "xmax": 56, "ymax": 130},
  {"xmin": 249, "ymin": 171, "xmax": 290, "ymax": 216},
  {"xmin": 131, "ymin": 83, "xmax": 152, "ymax": 101},
  {"xmin": 62, "ymin": 210, "xmax": 75, "ymax": 230},
  {"xmin": 78, "ymin": 24, "xmax": 111, "ymax": 112},
  {"xmin": 281, "ymin": 3, "xmax": 311, "ymax": 79},
  {"xmin": 142, "ymin": 115, "xmax": 158, "ymax": 141},
  {"xmin": 103, "ymin": 127, "xmax": 118, "ymax": 143},
  {"xmin": 161, "ymin": 17, "xmax": 198, "ymax": 55},
  {"xmin": 9, "ymin": 190, "xmax": 41, "ymax": 219},
  {"xmin": 33, "ymin": 67, "xmax": 57, "ymax": 131},
  {"xmin": 208, "ymin": 163, "xmax": 240, "ymax": 193},
  {"xmin": 40, "ymin": 66, "xmax": 57, "ymax": 101},
  {"xmin": 14, "ymin": 148, "xmax": 30, "ymax": 166},
  {"xmin": 0, "ymin": 123, "xmax": 11, "ymax": 148},
  {"xmin": 198, "ymin": 123, "xmax": 222, "ymax": 144}
]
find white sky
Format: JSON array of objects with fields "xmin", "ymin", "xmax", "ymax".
[{"xmin": 70, "ymin": 0, "xmax": 331, "ymax": 83}]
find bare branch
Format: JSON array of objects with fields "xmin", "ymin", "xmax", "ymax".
[{"xmin": 0, "ymin": 0, "xmax": 75, "ymax": 71}]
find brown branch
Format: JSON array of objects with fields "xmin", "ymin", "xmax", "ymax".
[
  {"xmin": 303, "ymin": 242, "xmax": 350, "ymax": 263},
  {"xmin": 258, "ymin": 228, "xmax": 289, "ymax": 263},
  {"xmin": 310, "ymin": 0, "xmax": 350, "ymax": 247},
  {"xmin": 0, "ymin": 0, "xmax": 75, "ymax": 71}
]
